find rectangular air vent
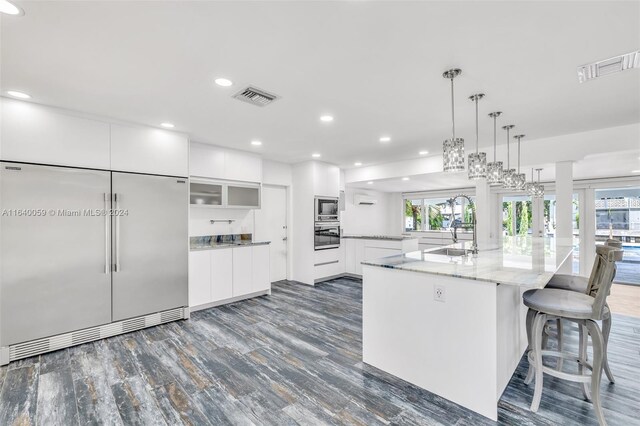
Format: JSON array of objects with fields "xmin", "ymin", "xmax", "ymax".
[
  {"xmin": 232, "ymin": 86, "xmax": 279, "ymax": 107},
  {"xmin": 577, "ymin": 50, "xmax": 640, "ymax": 83}
]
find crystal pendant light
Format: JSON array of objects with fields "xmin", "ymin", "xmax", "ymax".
[
  {"xmin": 442, "ymin": 69, "xmax": 464, "ymax": 172},
  {"xmin": 468, "ymin": 93, "xmax": 487, "ymax": 179},
  {"xmin": 501, "ymin": 124, "xmax": 516, "ymax": 188},
  {"xmin": 526, "ymin": 168, "xmax": 537, "ymax": 196},
  {"xmin": 534, "ymin": 168, "xmax": 545, "ymax": 198},
  {"xmin": 513, "ymin": 134, "xmax": 527, "ymax": 190},
  {"xmin": 486, "ymin": 111, "xmax": 503, "ymax": 185}
]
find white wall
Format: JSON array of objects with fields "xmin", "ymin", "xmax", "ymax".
[
  {"xmin": 189, "ymin": 207, "xmax": 254, "ymax": 236},
  {"xmin": 262, "ymin": 159, "xmax": 292, "ymax": 186},
  {"xmin": 341, "ymin": 188, "xmax": 402, "ymax": 236}
]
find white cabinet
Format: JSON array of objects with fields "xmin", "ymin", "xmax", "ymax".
[
  {"xmin": 189, "ymin": 245, "xmax": 270, "ymax": 309},
  {"xmin": 232, "ymin": 246, "xmax": 254, "ymax": 297},
  {"xmin": 110, "ymin": 124, "xmax": 188, "ymax": 177},
  {"xmin": 344, "ymin": 238, "xmax": 418, "ymax": 276},
  {"xmin": 211, "ymin": 249, "xmax": 233, "ymax": 302},
  {"xmin": 1, "ymin": 98, "xmax": 111, "ymax": 169},
  {"xmin": 345, "ymin": 239, "xmax": 356, "ymax": 274},
  {"xmin": 227, "ymin": 183, "xmax": 261, "ymax": 209},
  {"xmin": 188, "ymin": 251, "xmax": 211, "ymax": 306},
  {"xmin": 190, "ymin": 180, "xmax": 261, "ymax": 209},
  {"xmin": 225, "ymin": 150, "xmax": 262, "ymax": 183},
  {"xmin": 364, "ymin": 247, "xmax": 401, "ymax": 261},
  {"xmin": 252, "ymin": 245, "xmax": 271, "ymax": 292},
  {"xmin": 189, "ymin": 143, "xmax": 225, "ymax": 179},
  {"xmin": 189, "ymin": 142, "xmax": 262, "ymax": 183},
  {"xmin": 355, "ymin": 239, "xmax": 365, "ymax": 275}
]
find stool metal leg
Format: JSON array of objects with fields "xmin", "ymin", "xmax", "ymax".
[
  {"xmin": 579, "ymin": 324, "xmax": 591, "ymax": 401},
  {"xmin": 602, "ymin": 316, "xmax": 615, "ymax": 384},
  {"xmin": 530, "ymin": 312, "xmax": 547, "ymax": 412},
  {"xmin": 556, "ymin": 318, "xmax": 564, "ymax": 371},
  {"xmin": 585, "ymin": 320, "xmax": 607, "ymax": 426},
  {"xmin": 524, "ymin": 308, "xmax": 536, "ymax": 385}
]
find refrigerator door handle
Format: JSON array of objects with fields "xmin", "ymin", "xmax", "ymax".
[
  {"xmin": 104, "ymin": 193, "xmax": 110, "ymax": 274},
  {"xmin": 113, "ymin": 193, "xmax": 120, "ymax": 272}
]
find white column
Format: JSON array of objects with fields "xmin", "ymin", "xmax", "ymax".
[
  {"xmin": 581, "ymin": 188, "xmax": 596, "ymax": 277},
  {"xmin": 475, "ymin": 178, "xmax": 490, "ymax": 248},
  {"xmin": 555, "ymin": 161, "xmax": 574, "ymax": 273},
  {"xmin": 532, "ymin": 196, "xmax": 544, "ymax": 238}
]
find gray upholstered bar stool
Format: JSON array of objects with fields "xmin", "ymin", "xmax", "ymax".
[
  {"xmin": 544, "ymin": 239, "xmax": 623, "ymax": 382},
  {"xmin": 522, "ymin": 245, "xmax": 621, "ymax": 426}
]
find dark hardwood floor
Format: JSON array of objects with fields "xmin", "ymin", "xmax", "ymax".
[{"xmin": 0, "ymin": 277, "xmax": 638, "ymax": 425}]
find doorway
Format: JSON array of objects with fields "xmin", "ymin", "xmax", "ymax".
[{"xmin": 256, "ymin": 185, "xmax": 288, "ymax": 282}]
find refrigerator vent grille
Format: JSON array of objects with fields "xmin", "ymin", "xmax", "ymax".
[
  {"xmin": 232, "ymin": 86, "xmax": 279, "ymax": 107},
  {"xmin": 8, "ymin": 307, "xmax": 186, "ymax": 362}
]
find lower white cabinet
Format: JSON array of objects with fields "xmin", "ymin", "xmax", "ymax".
[
  {"xmin": 211, "ymin": 249, "xmax": 233, "ymax": 301},
  {"xmin": 189, "ymin": 245, "xmax": 270, "ymax": 309},
  {"xmin": 345, "ymin": 238, "xmax": 419, "ymax": 276},
  {"xmin": 232, "ymin": 246, "xmax": 253, "ymax": 297}
]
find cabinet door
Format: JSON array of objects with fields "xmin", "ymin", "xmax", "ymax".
[
  {"xmin": 227, "ymin": 184, "xmax": 261, "ymax": 209},
  {"xmin": 190, "ymin": 142, "xmax": 225, "ymax": 180},
  {"xmin": 189, "ymin": 251, "xmax": 211, "ymax": 306},
  {"xmin": 111, "ymin": 124, "xmax": 188, "ymax": 176},
  {"xmin": 355, "ymin": 239, "xmax": 365, "ymax": 275},
  {"xmin": 364, "ymin": 247, "xmax": 401, "ymax": 261},
  {"xmin": 211, "ymin": 249, "xmax": 233, "ymax": 302},
  {"xmin": 252, "ymin": 245, "xmax": 271, "ymax": 292},
  {"xmin": 232, "ymin": 246, "xmax": 253, "ymax": 296},
  {"xmin": 1, "ymin": 98, "xmax": 110, "ymax": 169},
  {"xmin": 224, "ymin": 150, "xmax": 262, "ymax": 182},
  {"xmin": 345, "ymin": 239, "xmax": 356, "ymax": 274}
]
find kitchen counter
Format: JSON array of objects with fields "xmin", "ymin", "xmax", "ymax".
[
  {"xmin": 190, "ymin": 241, "xmax": 270, "ymax": 251},
  {"xmin": 362, "ymin": 237, "xmax": 573, "ymax": 288},
  {"xmin": 362, "ymin": 236, "xmax": 574, "ymax": 421},
  {"xmin": 341, "ymin": 234, "xmax": 418, "ymax": 241}
]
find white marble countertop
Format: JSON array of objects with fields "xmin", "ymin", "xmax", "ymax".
[{"xmin": 361, "ymin": 236, "xmax": 574, "ymax": 287}]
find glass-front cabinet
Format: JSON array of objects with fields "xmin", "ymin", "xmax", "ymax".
[{"xmin": 190, "ymin": 179, "xmax": 261, "ymax": 209}]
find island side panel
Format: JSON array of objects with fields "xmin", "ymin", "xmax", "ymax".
[
  {"xmin": 362, "ymin": 265, "xmax": 499, "ymax": 421},
  {"xmin": 496, "ymin": 283, "xmax": 528, "ymax": 399}
]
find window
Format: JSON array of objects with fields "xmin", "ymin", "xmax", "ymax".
[{"xmin": 404, "ymin": 196, "xmax": 474, "ymax": 232}]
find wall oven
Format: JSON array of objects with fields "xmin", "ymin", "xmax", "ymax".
[
  {"xmin": 314, "ymin": 222, "xmax": 340, "ymax": 250},
  {"xmin": 315, "ymin": 196, "xmax": 339, "ymax": 222}
]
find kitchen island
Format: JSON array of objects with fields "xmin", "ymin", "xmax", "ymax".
[{"xmin": 361, "ymin": 237, "xmax": 573, "ymax": 421}]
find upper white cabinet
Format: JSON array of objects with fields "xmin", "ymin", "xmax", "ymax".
[
  {"xmin": 189, "ymin": 142, "xmax": 262, "ymax": 183},
  {"xmin": 1, "ymin": 98, "xmax": 110, "ymax": 169},
  {"xmin": 110, "ymin": 124, "xmax": 188, "ymax": 177},
  {"xmin": 312, "ymin": 162, "xmax": 340, "ymax": 197}
]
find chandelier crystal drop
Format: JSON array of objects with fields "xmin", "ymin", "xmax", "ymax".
[
  {"xmin": 468, "ymin": 94, "xmax": 487, "ymax": 179},
  {"xmin": 513, "ymin": 134, "xmax": 526, "ymax": 191},
  {"xmin": 486, "ymin": 111, "xmax": 503, "ymax": 185},
  {"xmin": 526, "ymin": 168, "xmax": 537, "ymax": 196},
  {"xmin": 442, "ymin": 69, "xmax": 465, "ymax": 172},
  {"xmin": 501, "ymin": 125, "xmax": 516, "ymax": 189},
  {"xmin": 534, "ymin": 168, "xmax": 545, "ymax": 198}
]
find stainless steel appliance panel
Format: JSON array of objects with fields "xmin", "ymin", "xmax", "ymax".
[
  {"xmin": 111, "ymin": 172, "xmax": 188, "ymax": 321},
  {"xmin": 314, "ymin": 222, "xmax": 340, "ymax": 250},
  {"xmin": 0, "ymin": 163, "xmax": 112, "ymax": 346}
]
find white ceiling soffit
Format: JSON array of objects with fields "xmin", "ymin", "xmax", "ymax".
[{"xmin": 1, "ymin": 1, "xmax": 639, "ymax": 171}]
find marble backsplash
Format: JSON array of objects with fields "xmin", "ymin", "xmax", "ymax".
[{"xmin": 190, "ymin": 233, "xmax": 253, "ymax": 248}]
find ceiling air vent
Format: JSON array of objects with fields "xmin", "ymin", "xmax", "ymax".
[
  {"xmin": 577, "ymin": 50, "xmax": 640, "ymax": 83},
  {"xmin": 232, "ymin": 86, "xmax": 279, "ymax": 107}
]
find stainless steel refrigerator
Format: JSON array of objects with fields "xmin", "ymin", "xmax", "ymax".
[{"xmin": 0, "ymin": 162, "xmax": 188, "ymax": 349}]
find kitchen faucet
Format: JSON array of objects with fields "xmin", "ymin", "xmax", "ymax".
[{"xmin": 447, "ymin": 194, "xmax": 478, "ymax": 254}]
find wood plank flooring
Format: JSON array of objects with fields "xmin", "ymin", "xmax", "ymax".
[{"xmin": 0, "ymin": 277, "xmax": 639, "ymax": 425}]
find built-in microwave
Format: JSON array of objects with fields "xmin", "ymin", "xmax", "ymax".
[
  {"xmin": 315, "ymin": 196, "xmax": 339, "ymax": 222},
  {"xmin": 314, "ymin": 222, "xmax": 340, "ymax": 250}
]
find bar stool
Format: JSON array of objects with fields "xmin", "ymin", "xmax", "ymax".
[
  {"xmin": 544, "ymin": 239, "xmax": 623, "ymax": 382},
  {"xmin": 522, "ymin": 245, "xmax": 621, "ymax": 426}
]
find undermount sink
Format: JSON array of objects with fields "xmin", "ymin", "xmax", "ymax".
[{"xmin": 428, "ymin": 248, "xmax": 474, "ymax": 257}]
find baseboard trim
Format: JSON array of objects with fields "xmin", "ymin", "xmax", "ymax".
[{"xmin": 189, "ymin": 289, "xmax": 271, "ymax": 312}]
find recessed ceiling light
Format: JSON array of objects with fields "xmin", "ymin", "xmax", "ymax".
[
  {"xmin": 379, "ymin": 136, "xmax": 391, "ymax": 143},
  {"xmin": 160, "ymin": 122, "xmax": 175, "ymax": 128},
  {"xmin": 320, "ymin": 115, "xmax": 334, "ymax": 122},
  {"xmin": 214, "ymin": 78, "xmax": 233, "ymax": 87},
  {"xmin": 419, "ymin": 150, "xmax": 429, "ymax": 155},
  {"xmin": 251, "ymin": 140, "xmax": 262, "ymax": 146},
  {"xmin": 0, "ymin": 0, "xmax": 24, "ymax": 16},
  {"xmin": 367, "ymin": 181, "xmax": 374, "ymax": 185},
  {"xmin": 6, "ymin": 90, "xmax": 30, "ymax": 99},
  {"xmin": 354, "ymin": 162, "xmax": 362, "ymax": 166},
  {"xmin": 402, "ymin": 177, "xmax": 410, "ymax": 181},
  {"xmin": 312, "ymin": 153, "xmax": 321, "ymax": 158},
  {"xmin": 632, "ymin": 170, "xmax": 640, "ymax": 173}
]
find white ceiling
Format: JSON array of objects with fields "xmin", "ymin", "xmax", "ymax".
[{"xmin": 1, "ymin": 1, "xmax": 639, "ymax": 170}]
